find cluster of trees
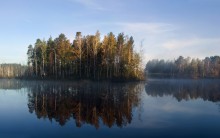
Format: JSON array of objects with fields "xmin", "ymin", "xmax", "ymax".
[
  {"xmin": 145, "ymin": 56, "xmax": 220, "ymax": 78},
  {"xmin": 27, "ymin": 32, "xmax": 144, "ymax": 80},
  {"xmin": 0, "ymin": 64, "xmax": 27, "ymax": 78},
  {"xmin": 145, "ymin": 79, "xmax": 220, "ymax": 102},
  {"xmin": 27, "ymin": 82, "xmax": 143, "ymax": 128}
]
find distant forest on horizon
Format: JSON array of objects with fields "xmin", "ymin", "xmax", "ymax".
[{"xmin": 146, "ymin": 55, "xmax": 220, "ymax": 79}]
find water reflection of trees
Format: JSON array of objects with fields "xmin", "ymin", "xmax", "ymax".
[
  {"xmin": 27, "ymin": 81, "xmax": 143, "ymax": 128},
  {"xmin": 145, "ymin": 79, "xmax": 220, "ymax": 102},
  {"xmin": 0, "ymin": 79, "xmax": 23, "ymax": 89}
]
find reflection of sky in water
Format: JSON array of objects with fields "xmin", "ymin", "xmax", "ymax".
[
  {"xmin": 0, "ymin": 79, "xmax": 220, "ymax": 138},
  {"xmin": 132, "ymin": 95, "xmax": 220, "ymax": 129}
]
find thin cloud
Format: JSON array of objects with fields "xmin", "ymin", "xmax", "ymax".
[
  {"xmin": 154, "ymin": 37, "xmax": 220, "ymax": 60},
  {"xmin": 117, "ymin": 22, "xmax": 175, "ymax": 35},
  {"xmin": 69, "ymin": 0, "xmax": 105, "ymax": 11},
  {"xmin": 163, "ymin": 37, "xmax": 220, "ymax": 50}
]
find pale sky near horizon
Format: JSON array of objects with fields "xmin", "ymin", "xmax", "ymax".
[{"xmin": 0, "ymin": 0, "xmax": 220, "ymax": 64}]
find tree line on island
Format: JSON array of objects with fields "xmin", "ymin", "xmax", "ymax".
[
  {"xmin": 26, "ymin": 31, "xmax": 144, "ymax": 80},
  {"xmin": 145, "ymin": 56, "xmax": 220, "ymax": 78}
]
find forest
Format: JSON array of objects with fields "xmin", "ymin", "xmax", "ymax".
[
  {"xmin": 145, "ymin": 56, "xmax": 220, "ymax": 78},
  {"xmin": 0, "ymin": 64, "xmax": 26, "ymax": 78},
  {"xmin": 26, "ymin": 31, "xmax": 144, "ymax": 81}
]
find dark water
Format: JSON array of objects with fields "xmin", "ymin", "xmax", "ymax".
[{"xmin": 0, "ymin": 79, "xmax": 220, "ymax": 138}]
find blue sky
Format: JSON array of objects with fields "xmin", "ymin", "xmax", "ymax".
[{"xmin": 0, "ymin": 0, "xmax": 220, "ymax": 64}]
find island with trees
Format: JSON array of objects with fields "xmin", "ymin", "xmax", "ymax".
[{"xmin": 26, "ymin": 31, "xmax": 144, "ymax": 81}]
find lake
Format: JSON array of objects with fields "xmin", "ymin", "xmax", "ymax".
[{"xmin": 0, "ymin": 79, "xmax": 220, "ymax": 138}]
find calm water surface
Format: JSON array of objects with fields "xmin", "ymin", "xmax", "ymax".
[{"xmin": 0, "ymin": 79, "xmax": 220, "ymax": 138}]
